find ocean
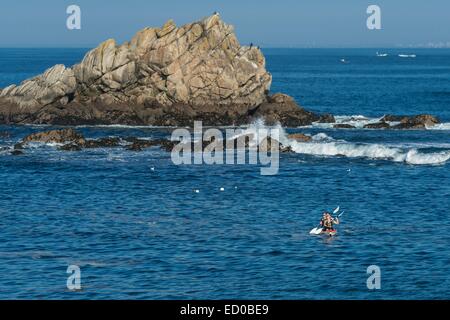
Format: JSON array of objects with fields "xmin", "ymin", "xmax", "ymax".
[{"xmin": 0, "ymin": 48, "xmax": 449, "ymax": 299}]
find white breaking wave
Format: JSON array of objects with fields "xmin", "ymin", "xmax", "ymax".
[
  {"xmin": 288, "ymin": 138, "xmax": 450, "ymax": 165},
  {"xmin": 299, "ymin": 114, "xmax": 386, "ymax": 129},
  {"xmin": 240, "ymin": 121, "xmax": 450, "ymax": 165},
  {"xmin": 304, "ymin": 114, "xmax": 450, "ymax": 131},
  {"xmin": 426, "ymin": 122, "xmax": 450, "ymax": 130}
]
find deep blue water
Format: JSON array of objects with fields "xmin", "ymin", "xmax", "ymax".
[{"xmin": 0, "ymin": 49, "xmax": 449, "ymax": 299}]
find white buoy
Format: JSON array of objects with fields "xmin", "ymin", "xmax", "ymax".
[
  {"xmin": 194, "ymin": 189, "xmax": 200, "ymax": 193},
  {"xmin": 220, "ymin": 187, "xmax": 225, "ymax": 192},
  {"xmin": 150, "ymin": 167, "xmax": 155, "ymax": 171}
]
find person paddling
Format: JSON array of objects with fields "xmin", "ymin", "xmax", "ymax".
[{"xmin": 321, "ymin": 212, "xmax": 339, "ymax": 232}]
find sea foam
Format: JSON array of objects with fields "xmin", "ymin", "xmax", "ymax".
[{"xmin": 241, "ymin": 121, "xmax": 450, "ymax": 165}]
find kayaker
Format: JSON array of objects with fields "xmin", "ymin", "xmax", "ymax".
[{"xmin": 322, "ymin": 212, "xmax": 339, "ymax": 232}]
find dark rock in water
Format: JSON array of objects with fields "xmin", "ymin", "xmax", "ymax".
[
  {"xmin": 22, "ymin": 128, "xmax": 86, "ymax": 145},
  {"xmin": 225, "ymin": 134, "xmax": 254, "ymax": 150},
  {"xmin": 250, "ymin": 93, "xmax": 319, "ymax": 127},
  {"xmin": 317, "ymin": 113, "xmax": 336, "ymax": 123},
  {"xmin": 363, "ymin": 122, "xmax": 390, "ymax": 129},
  {"xmin": 287, "ymin": 133, "xmax": 312, "ymax": 142},
  {"xmin": 334, "ymin": 124, "xmax": 356, "ymax": 129},
  {"xmin": 10, "ymin": 150, "xmax": 23, "ymax": 156},
  {"xmin": 59, "ymin": 143, "xmax": 82, "ymax": 151},
  {"xmin": 0, "ymin": 14, "xmax": 441, "ymax": 129},
  {"xmin": 14, "ymin": 143, "xmax": 24, "ymax": 150},
  {"xmin": 126, "ymin": 139, "xmax": 160, "ymax": 151},
  {"xmin": 83, "ymin": 137, "xmax": 121, "ymax": 148},
  {"xmin": 381, "ymin": 115, "xmax": 406, "ymax": 122},
  {"xmin": 389, "ymin": 114, "xmax": 440, "ymax": 129},
  {"xmin": 159, "ymin": 140, "xmax": 177, "ymax": 152},
  {"xmin": 258, "ymin": 137, "xmax": 278, "ymax": 153}
]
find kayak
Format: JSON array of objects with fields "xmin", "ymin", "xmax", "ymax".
[{"xmin": 309, "ymin": 227, "xmax": 338, "ymax": 236}]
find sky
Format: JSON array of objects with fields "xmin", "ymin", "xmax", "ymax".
[{"xmin": 0, "ymin": 0, "xmax": 449, "ymax": 48}]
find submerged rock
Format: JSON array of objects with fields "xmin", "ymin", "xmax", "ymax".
[
  {"xmin": 317, "ymin": 114, "xmax": 335, "ymax": 123},
  {"xmin": 14, "ymin": 142, "xmax": 24, "ymax": 150},
  {"xmin": 83, "ymin": 137, "xmax": 121, "ymax": 148},
  {"xmin": 125, "ymin": 138, "xmax": 165, "ymax": 151},
  {"xmin": 22, "ymin": 128, "xmax": 86, "ymax": 145},
  {"xmin": 386, "ymin": 114, "xmax": 440, "ymax": 129},
  {"xmin": 0, "ymin": 131, "xmax": 11, "ymax": 138},
  {"xmin": 20, "ymin": 128, "xmax": 178, "ymax": 152},
  {"xmin": 250, "ymin": 93, "xmax": 319, "ymax": 127},
  {"xmin": 10, "ymin": 150, "xmax": 24, "ymax": 156},
  {"xmin": 287, "ymin": 133, "xmax": 312, "ymax": 142},
  {"xmin": 333, "ymin": 124, "xmax": 356, "ymax": 129},
  {"xmin": 59, "ymin": 143, "xmax": 82, "ymax": 151},
  {"xmin": 364, "ymin": 122, "xmax": 390, "ymax": 129}
]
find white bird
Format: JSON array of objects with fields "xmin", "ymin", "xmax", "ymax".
[
  {"xmin": 220, "ymin": 187, "xmax": 225, "ymax": 192},
  {"xmin": 194, "ymin": 189, "xmax": 200, "ymax": 193}
]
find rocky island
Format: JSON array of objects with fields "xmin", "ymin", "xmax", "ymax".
[{"xmin": 0, "ymin": 14, "xmax": 330, "ymax": 127}]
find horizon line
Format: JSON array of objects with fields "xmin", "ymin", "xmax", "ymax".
[{"xmin": 1, "ymin": 46, "xmax": 450, "ymax": 50}]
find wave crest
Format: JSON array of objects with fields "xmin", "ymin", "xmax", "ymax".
[{"xmin": 242, "ymin": 121, "xmax": 450, "ymax": 165}]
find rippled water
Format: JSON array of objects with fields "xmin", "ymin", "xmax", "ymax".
[{"xmin": 0, "ymin": 49, "xmax": 449, "ymax": 299}]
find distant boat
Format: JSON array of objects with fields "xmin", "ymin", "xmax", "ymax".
[
  {"xmin": 399, "ymin": 54, "xmax": 416, "ymax": 58},
  {"xmin": 340, "ymin": 58, "xmax": 349, "ymax": 64},
  {"xmin": 376, "ymin": 52, "xmax": 388, "ymax": 57}
]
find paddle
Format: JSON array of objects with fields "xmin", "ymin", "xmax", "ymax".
[
  {"xmin": 309, "ymin": 225, "xmax": 322, "ymax": 235},
  {"xmin": 310, "ymin": 207, "xmax": 340, "ymax": 235}
]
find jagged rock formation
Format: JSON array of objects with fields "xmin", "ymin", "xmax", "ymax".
[
  {"xmin": 0, "ymin": 14, "xmax": 324, "ymax": 127},
  {"xmin": 382, "ymin": 114, "xmax": 440, "ymax": 129}
]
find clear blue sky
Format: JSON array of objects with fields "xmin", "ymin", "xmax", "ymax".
[{"xmin": 0, "ymin": 0, "xmax": 449, "ymax": 48}]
